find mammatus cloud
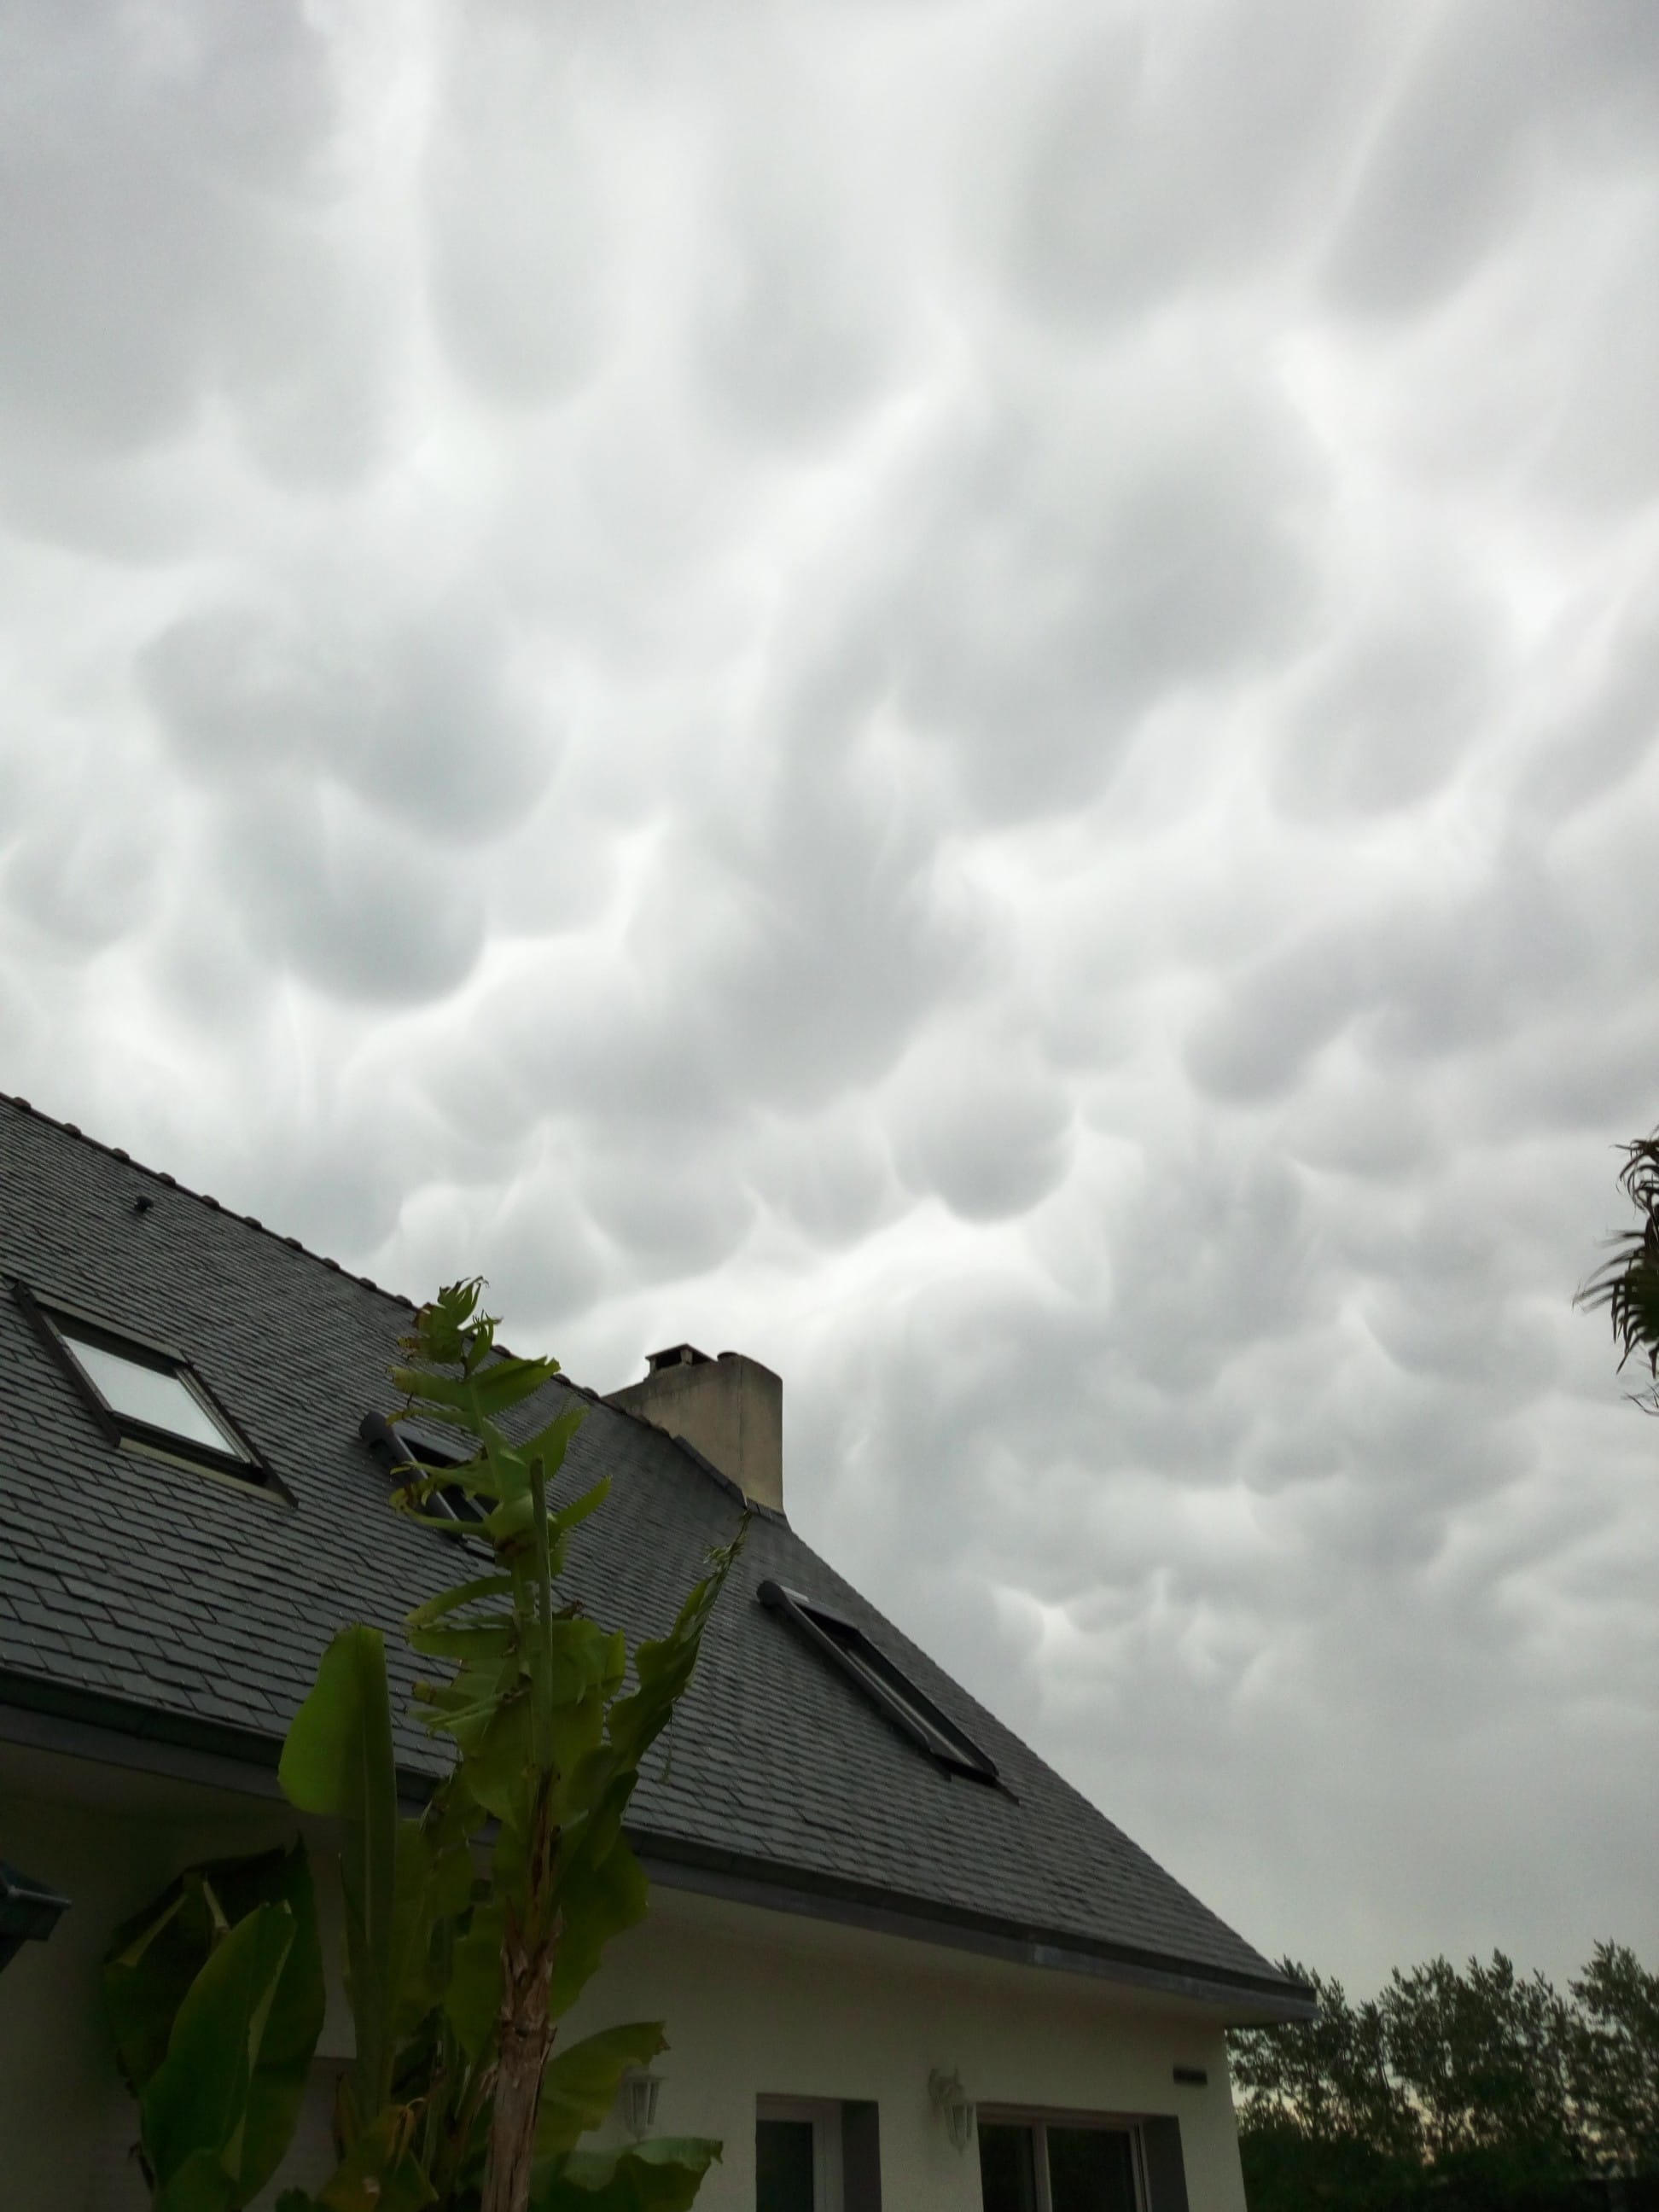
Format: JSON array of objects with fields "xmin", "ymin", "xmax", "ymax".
[{"xmin": 2, "ymin": 0, "xmax": 1657, "ymax": 1994}]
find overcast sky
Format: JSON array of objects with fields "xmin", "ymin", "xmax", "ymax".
[{"xmin": 4, "ymin": 0, "xmax": 1658, "ymax": 1999}]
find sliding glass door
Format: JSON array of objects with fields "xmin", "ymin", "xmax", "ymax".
[{"xmin": 978, "ymin": 2117, "xmax": 1140, "ymax": 2212}]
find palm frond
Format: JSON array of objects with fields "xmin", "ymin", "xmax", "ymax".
[{"xmin": 1576, "ymin": 1132, "xmax": 1659, "ymax": 1409}]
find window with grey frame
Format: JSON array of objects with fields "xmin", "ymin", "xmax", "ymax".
[
  {"xmin": 978, "ymin": 2115, "xmax": 1144, "ymax": 2212},
  {"xmin": 757, "ymin": 1579, "xmax": 1000, "ymax": 1786},
  {"xmin": 18, "ymin": 1284, "xmax": 276, "ymax": 1492}
]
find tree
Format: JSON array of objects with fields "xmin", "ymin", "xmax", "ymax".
[
  {"xmin": 1230, "ymin": 1960, "xmax": 1420, "ymax": 2212},
  {"xmin": 1570, "ymin": 1943, "xmax": 1659, "ymax": 2177},
  {"xmin": 1230, "ymin": 1946, "xmax": 1659, "ymax": 2210},
  {"xmin": 1579, "ymin": 1130, "xmax": 1659, "ymax": 1409},
  {"xmin": 1382, "ymin": 1953, "xmax": 1581, "ymax": 2188},
  {"xmin": 102, "ymin": 1279, "xmax": 744, "ymax": 2212}
]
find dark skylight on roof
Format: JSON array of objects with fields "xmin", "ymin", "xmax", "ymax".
[
  {"xmin": 760, "ymin": 1580, "xmax": 1000, "ymax": 1786},
  {"xmin": 359, "ymin": 1412, "xmax": 489, "ymax": 1534}
]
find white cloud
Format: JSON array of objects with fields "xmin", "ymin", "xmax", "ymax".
[{"xmin": 3, "ymin": 0, "xmax": 1658, "ymax": 2000}]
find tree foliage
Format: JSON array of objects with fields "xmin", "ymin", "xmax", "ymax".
[
  {"xmin": 1231, "ymin": 1947, "xmax": 1659, "ymax": 2211},
  {"xmin": 102, "ymin": 1280, "xmax": 744, "ymax": 2212},
  {"xmin": 1579, "ymin": 1130, "xmax": 1659, "ymax": 1409}
]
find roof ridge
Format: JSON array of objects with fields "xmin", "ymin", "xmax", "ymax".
[
  {"xmin": 0, "ymin": 1090, "xmax": 418, "ymax": 1313},
  {"xmin": 0, "ymin": 1096, "xmax": 667, "ymax": 1422}
]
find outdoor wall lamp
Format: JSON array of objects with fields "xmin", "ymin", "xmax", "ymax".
[
  {"xmin": 621, "ymin": 2068, "xmax": 663, "ymax": 2139},
  {"xmin": 0, "ymin": 1860, "xmax": 70, "ymax": 1975},
  {"xmin": 929, "ymin": 2066, "xmax": 975, "ymax": 2152}
]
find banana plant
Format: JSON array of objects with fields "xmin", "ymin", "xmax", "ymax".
[
  {"xmin": 375, "ymin": 1278, "xmax": 744, "ymax": 2212},
  {"xmin": 102, "ymin": 1278, "xmax": 740, "ymax": 2212},
  {"xmin": 102, "ymin": 1842, "xmax": 325, "ymax": 2212}
]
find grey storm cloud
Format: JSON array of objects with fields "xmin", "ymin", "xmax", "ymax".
[{"xmin": 2, "ymin": 0, "xmax": 1658, "ymax": 2000}]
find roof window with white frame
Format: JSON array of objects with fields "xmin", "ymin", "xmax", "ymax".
[
  {"xmin": 19, "ymin": 1289, "xmax": 274, "ymax": 1491},
  {"xmin": 759, "ymin": 1580, "xmax": 1001, "ymax": 1787}
]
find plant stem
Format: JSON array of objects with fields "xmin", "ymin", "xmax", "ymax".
[
  {"xmin": 480, "ymin": 1921, "xmax": 553, "ymax": 2212},
  {"xmin": 480, "ymin": 1777, "xmax": 560, "ymax": 2212}
]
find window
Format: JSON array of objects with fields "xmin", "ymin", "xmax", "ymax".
[
  {"xmin": 24, "ymin": 1292, "xmax": 265, "ymax": 1485},
  {"xmin": 979, "ymin": 2119, "xmax": 1142, "ymax": 2212},
  {"xmin": 756, "ymin": 2098, "xmax": 843, "ymax": 2212},
  {"xmin": 358, "ymin": 1412, "xmax": 489, "ymax": 1535},
  {"xmin": 758, "ymin": 1580, "xmax": 999, "ymax": 1785},
  {"xmin": 58, "ymin": 1330, "xmax": 239, "ymax": 1457}
]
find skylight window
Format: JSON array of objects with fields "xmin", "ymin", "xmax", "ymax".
[
  {"xmin": 358, "ymin": 1412, "xmax": 489, "ymax": 1535},
  {"xmin": 759, "ymin": 1580, "xmax": 1000, "ymax": 1786},
  {"xmin": 20, "ymin": 1291, "xmax": 266, "ymax": 1486},
  {"xmin": 57, "ymin": 1330, "xmax": 241, "ymax": 1458}
]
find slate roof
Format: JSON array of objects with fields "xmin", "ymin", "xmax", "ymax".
[{"xmin": 0, "ymin": 1094, "xmax": 1304, "ymax": 2010}]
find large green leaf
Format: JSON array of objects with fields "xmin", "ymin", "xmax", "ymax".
[
  {"xmin": 103, "ymin": 1842, "xmax": 322, "ymax": 2102},
  {"xmin": 534, "ymin": 2024, "xmax": 668, "ymax": 2157},
  {"xmin": 531, "ymin": 2138, "xmax": 722, "ymax": 2212},
  {"xmin": 606, "ymin": 1540, "xmax": 743, "ymax": 1775},
  {"xmin": 547, "ymin": 1831, "xmax": 650, "ymax": 2021},
  {"xmin": 445, "ymin": 1895, "xmax": 506, "ymax": 2064},
  {"xmin": 405, "ymin": 1573, "xmax": 515, "ymax": 1631},
  {"xmin": 140, "ymin": 1901, "xmax": 300, "ymax": 2210},
  {"xmin": 314, "ymin": 2105, "xmax": 436, "ymax": 2212},
  {"xmin": 388, "ymin": 1804, "xmax": 477, "ymax": 2046},
  {"xmin": 278, "ymin": 1625, "xmax": 399, "ymax": 2128}
]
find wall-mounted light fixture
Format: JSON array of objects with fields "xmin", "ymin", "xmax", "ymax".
[
  {"xmin": 0, "ymin": 1861, "xmax": 70, "ymax": 1975},
  {"xmin": 929, "ymin": 2067, "xmax": 975, "ymax": 2152},
  {"xmin": 621, "ymin": 2068, "xmax": 663, "ymax": 2139}
]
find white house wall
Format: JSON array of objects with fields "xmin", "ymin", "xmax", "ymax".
[
  {"xmin": 0, "ymin": 1754, "xmax": 1249, "ymax": 2212},
  {"xmin": 573, "ymin": 1883, "xmax": 1249, "ymax": 2212}
]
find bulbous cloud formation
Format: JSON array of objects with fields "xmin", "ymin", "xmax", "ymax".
[{"xmin": 2, "ymin": 0, "xmax": 1657, "ymax": 1994}]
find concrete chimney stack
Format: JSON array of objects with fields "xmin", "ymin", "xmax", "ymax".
[{"xmin": 603, "ymin": 1345, "xmax": 783, "ymax": 1513}]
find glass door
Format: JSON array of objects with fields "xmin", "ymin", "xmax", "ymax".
[
  {"xmin": 757, "ymin": 2118, "xmax": 818, "ymax": 2212},
  {"xmin": 978, "ymin": 2117, "xmax": 1141, "ymax": 2212},
  {"xmin": 756, "ymin": 2098, "xmax": 844, "ymax": 2212}
]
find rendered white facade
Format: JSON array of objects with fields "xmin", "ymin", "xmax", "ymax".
[{"xmin": 0, "ymin": 1738, "xmax": 1250, "ymax": 2212}]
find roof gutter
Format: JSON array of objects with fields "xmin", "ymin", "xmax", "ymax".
[{"xmin": 0, "ymin": 1672, "xmax": 1313, "ymax": 2024}]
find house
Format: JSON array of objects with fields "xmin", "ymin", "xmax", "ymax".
[{"xmin": 0, "ymin": 1092, "xmax": 1312, "ymax": 2209}]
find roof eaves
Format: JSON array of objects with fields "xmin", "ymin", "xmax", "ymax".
[
  {"xmin": 0, "ymin": 1672, "xmax": 1311, "ymax": 2018},
  {"xmin": 633, "ymin": 1831, "xmax": 1318, "ymax": 2021}
]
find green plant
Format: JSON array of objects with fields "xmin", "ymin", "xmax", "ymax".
[
  {"xmin": 1579, "ymin": 1129, "xmax": 1659, "ymax": 1410},
  {"xmin": 103, "ymin": 1843, "xmax": 325, "ymax": 2212},
  {"xmin": 102, "ymin": 1280, "xmax": 742, "ymax": 2212},
  {"xmin": 1231, "ymin": 1945, "xmax": 1659, "ymax": 2209}
]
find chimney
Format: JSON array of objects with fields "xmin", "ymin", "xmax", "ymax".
[{"xmin": 604, "ymin": 1344, "xmax": 783, "ymax": 1513}]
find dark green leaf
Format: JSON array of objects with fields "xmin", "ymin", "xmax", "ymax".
[
  {"xmin": 445, "ymin": 1895, "xmax": 506, "ymax": 2064},
  {"xmin": 532, "ymin": 2137, "xmax": 722, "ymax": 2212},
  {"xmin": 534, "ymin": 2023, "xmax": 668, "ymax": 2157},
  {"xmin": 278, "ymin": 1624, "xmax": 399, "ymax": 2128},
  {"xmin": 141, "ymin": 1901, "xmax": 300, "ymax": 2208}
]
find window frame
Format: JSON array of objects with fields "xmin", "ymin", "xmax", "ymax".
[
  {"xmin": 358, "ymin": 1412, "xmax": 492, "ymax": 1546},
  {"xmin": 755, "ymin": 2094, "xmax": 844, "ymax": 2212},
  {"xmin": 759, "ymin": 1579, "xmax": 1001, "ymax": 1785},
  {"xmin": 17, "ymin": 1284, "xmax": 282, "ymax": 1497},
  {"xmin": 975, "ymin": 2109, "xmax": 1148, "ymax": 2212}
]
